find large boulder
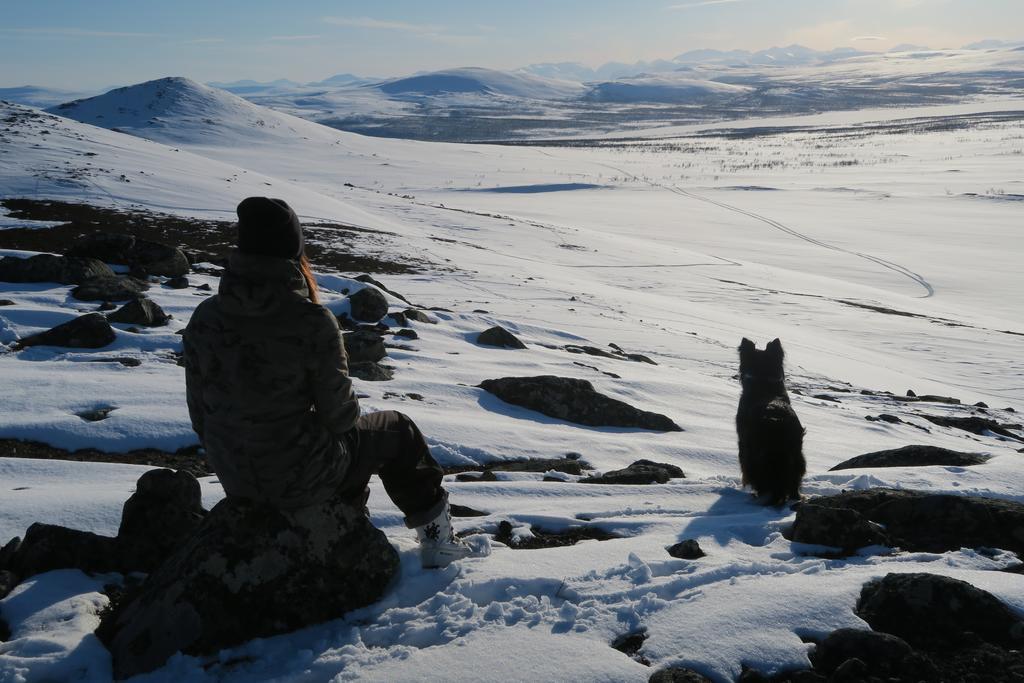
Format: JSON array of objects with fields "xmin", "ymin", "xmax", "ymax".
[
  {"xmin": 16, "ymin": 312, "xmax": 116, "ymax": 349},
  {"xmin": 343, "ymin": 329, "xmax": 386, "ymax": 363},
  {"xmin": 812, "ymin": 629, "xmax": 919, "ymax": 679},
  {"xmin": 830, "ymin": 445, "xmax": 990, "ymax": 471},
  {"xmin": 857, "ymin": 573, "xmax": 1024, "ymax": 650},
  {"xmin": 1, "ymin": 469, "xmax": 206, "ymax": 580},
  {"xmin": 348, "ymin": 286, "xmax": 389, "ymax": 322},
  {"xmin": 106, "ymin": 297, "xmax": 170, "ymax": 327},
  {"xmin": 66, "ymin": 232, "xmax": 189, "ymax": 277},
  {"xmin": 479, "ymin": 376, "xmax": 682, "ymax": 431},
  {"xmin": 106, "ymin": 492, "xmax": 400, "ymax": 679},
  {"xmin": 71, "ymin": 275, "xmax": 148, "ymax": 302},
  {"xmin": 478, "ymin": 325, "xmax": 527, "ymax": 349},
  {"xmin": 788, "ymin": 504, "xmax": 891, "ymax": 553},
  {"xmin": 0, "ymin": 253, "xmax": 114, "ymax": 284},
  {"xmin": 789, "ymin": 488, "xmax": 1024, "ymax": 555}
]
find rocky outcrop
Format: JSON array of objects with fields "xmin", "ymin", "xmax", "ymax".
[
  {"xmin": 66, "ymin": 232, "xmax": 189, "ymax": 277},
  {"xmin": 2, "ymin": 470, "xmax": 204, "ymax": 580},
  {"xmin": 857, "ymin": 573, "xmax": 1024, "ymax": 650},
  {"xmin": 478, "ymin": 325, "xmax": 527, "ymax": 349},
  {"xmin": 106, "ymin": 490, "xmax": 399, "ymax": 679},
  {"xmin": 581, "ymin": 459, "xmax": 684, "ymax": 485},
  {"xmin": 348, "ymin": 361, "xmax": 394, "ymax": 381},
  {"xmin": 348, "ymin": 286, "xmax": 389, "ymax": 322},
  {"xmin": 0, "ymin": 253, "xmax": 114, "ymax": 284},
  {"xmin": 918, "ymin": 414, "xmax": 1023, "ymax": 441},
  {"xmin": 479, "ymin": 376, "xmax": 682, "ymax": 431},
  {"xmin": 344, "ymin": 329, "xmax": 386, "ymax": 363},
  {"xmin": 648, "ymin": 667, "xmax": 712, "ymax": 682},
  {"xmin": 71, "ymin": 276, "xmax": 148, "ymax": 302},
  {"xmin": 106, "ymin": 297, "xmax": 170, "ymax": 327},
  {"xmin": 830, "ymin": 445, "xmax": 989, "ymax": 470},
  {"xmin": 812, "ymin": 628, "xmax": 925, "ymax": 681},
  {"xmin": 787, "ymin": 489, "xmax": 1024, "ymax": 555},
  {"xmin": 15, "ymin": 313, "xmax": 116, "ymax": 349}
]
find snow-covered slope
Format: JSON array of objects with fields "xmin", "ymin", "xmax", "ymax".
[
  {"xmin": 376, "ymin": 67, "xmax": 586, "ymax": 100},
  {"xmin": 2, "ymin": 83, "xmax": 1023, "ymax": 682},
  {"xmin": 585, "ymin": 74, "xmax": 752, "ymax": 103}
]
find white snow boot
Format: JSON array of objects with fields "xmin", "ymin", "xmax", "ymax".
[{"xmin": 415, "ymin": 502, "xmax": 474, "ymax": 568}]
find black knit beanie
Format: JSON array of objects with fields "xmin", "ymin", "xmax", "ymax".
[{"xmin": 236, "ymin": 197, "xmax": 304, "ymax": 259}]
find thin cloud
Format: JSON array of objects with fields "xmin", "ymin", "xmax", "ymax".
[
  {"xmin": 322, "ymin": 16, "xmax": 482, "ymax": 45},
  {"xmin": 322, "ymin": 16, "xmax": 445, "ymax": 34},
  {"xmin": 184, "ymin": 38, "xmax": 226, "ymax": 44},
  {"xmin": 852, "ymin": 35, "xmax": 887, "ymax": 41},
  {"xmin": 667, "ymin": 0, "xmax": 748, "ymax": 9},
  {"xmin": 0, "ymin": 26, "xmax": 153, "ymax": 38},
  {"xmin": 270, "ymin": 34, "xmax": 321, "ymax": 41}
]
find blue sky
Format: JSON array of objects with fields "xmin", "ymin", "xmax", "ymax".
[{"xmin": 1, "ymin": 0, "xmax": 1021, "ymax": 89}]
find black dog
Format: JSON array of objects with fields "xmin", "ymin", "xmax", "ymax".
[{"xmin": 736, "ymin": 338, "xmax": 805, "ymax": 504}]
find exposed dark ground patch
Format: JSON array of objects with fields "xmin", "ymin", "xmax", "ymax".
[
  {"xmin": 493, "ymin": 520, "xmax": 619, "ymax": 549},
  {"xmin": 0, "ymin": 439, "xmax": 210, "ymax": 477},
  {"xmin": 0, "ymin": 198, "xmax": 421, "ymax": 275}
]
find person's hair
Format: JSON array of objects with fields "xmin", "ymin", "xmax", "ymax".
[{"xmin": 298, "ymin": 254, "xmax": 320, "ymax": 304}]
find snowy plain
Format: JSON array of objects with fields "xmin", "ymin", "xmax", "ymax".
[{"xmin": 0, "ymin": 74, "xmax": 1023, "ymax": 682}]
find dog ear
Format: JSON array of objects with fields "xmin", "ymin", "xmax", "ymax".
[
  {"xmin": 766, "ymin": 338, "xmax": 784, "ymax": 358},
  {"xmin": 739, "ymin": 338, "xmax": 756, "ymax": 355}
]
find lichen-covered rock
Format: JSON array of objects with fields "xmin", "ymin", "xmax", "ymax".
[
  {"xmin": 648, "ymin": 667, "xmax": 713, "ymax": 682},
  {"xmin": 116, "ymin": 469, "xmax": 206, "ymax": 571},
  {"xmin": 813, "ymin": 629, "xmax": 916, "ymax": 678},
  {"xmin": 348, "ymin": 361, "xmax": 394, "ymax": 381},
  {"xmin": 479, "ymin": 376, "xmax": 682, "ymax": 431},
  {"xmin": 830, "ymin": 445, "xmax": 989, "ymax": 471},
  {"xmin": 107, "ymin": 492, "xmax": 400, "ymax": 679},
  {"xmin": 857, "ymin": 573, "xmax": 1024, "ymax": 650},
  {"xmin": 16, "ymin": 312, "xmax": 116, "ymax": 349},
  {"xmin": 794, "ymin": 488, "xmax": 1024, "ymax": 555},
  {"xmin": 403, "ymin": 309, "xmax": 435, "ymax": 324},
  {"xmin": 71, "ymin": 275, "xmax": 148, "ymax": 302},
  {"xmin": 478, "ymin": 325, "xmax": 526, "ymax": 349},
  {"xmin": 581, "ymin": 459, "xmax": 684, "ymax": 484},
  {"xmin": 788, "ymin": 504, "xmax": 891, "ymax": 553},
  {"xmin": 9, "ymin": 523, "xmax": 120, "ymax": 576},
  {"xmin": 343, "ymin": 329, "xmax": 386, "ymax": 363},
  {"xmin": 348, "ymin": 286, "xmax": 389, "ymax": 322},
  {"xmin": 106, "ymin": 297, "xmax": 170, "ymax": 327},
  {"xmin": 66, "ymin": 232, "xmax": 189, "ymax": 277},
  {"xmin": 0, "ymin": 253, "xmax": 114, "ymax": 284}
]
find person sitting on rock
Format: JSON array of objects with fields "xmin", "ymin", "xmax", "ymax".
[{"xmin": 181, "ymin": 196, "xmax": 473, "ymax": 568}]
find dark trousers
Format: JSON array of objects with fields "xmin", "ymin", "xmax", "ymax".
[{"xmin": 338, "ymin": 411, "xmax": 446, "ymax": 528}]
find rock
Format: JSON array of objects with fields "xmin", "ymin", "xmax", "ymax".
[
  {"xmin": 581, "ymin": 459, "xmax": 684, "ymax": 484},
  {"xmin": 75, "ymin": 406, "xmax": 116, "ymax": 422},
  {"xmin": 479, "ymin": 376, "xmax": 683, "ymax": 431},
  {"xmin": 0, "ymin": 569, "xmax": 16, "ymax": 601},
  {"xmin": 449, "ymin": 504, "xmax": 488, "ymax": 517},
  {"xmin": 488, "ymin": 458, "xmax": 587, "ymax": 475},
  {"xmin": 348, "ymin": 361, "xmax": 394, "ymax": 381},
  {"xmin": 16, "ymin": 313, "xmax": 116, "ymax": 349},
  {"xmin": 796, "ymin": 488, "xmax": 1024, "ymax": 555},
  {"xmin": 355, "ymin": 274, "xmax": 410, "ymax": 304},
  {"xmin": 611, "ymin": 630, "xmax": 649, "ymax": 665},
  {"xmin": 565, "ymin": 344, "xmax": 619, "ymax": 359},
  {"xmin": 9, "ymin": 523, "xmax": 121, "ymax": 576},
  {"xmin": 0, "ymin": 253, "xmax": 113, "ymax": 284},
  {"xmin": 116, "ymin": 469, "xmax": 206, "ymax": 572},
  {"xmin": 66, "ymin": 232, "xmax": 189, "ymax": 277},
  {"xmin": 830, "ymin": 444, "xmax": 990, "ymax": 470},
  {"xmin": 403, "ymin": 308, "xmax": 435, "ymax": 324},
  {"xmin": 667, "ymin": 539, "xmax": 705, "ymax": 559},
  {"xmin": 813, "ymin": 629, "xmax": 915, "ymax": 677},
  {"xmin": 919, "ymin": 414, "xmax": 1023, "ymax": 440},
  {"xmin": 829, "ymin": 657, "xmax": 868, "ymax": 683},
  {"xmin": 788, "ymin": 504, "xmax": 891, "ymax": 553},
  {"xmin": 0, "ymin": 536, "xmax": 20, "ymax": 569},
  {"xmin": 0, "ymin": 299, "xmax": 14, "ymax": 306},
  {"xmin": 857, "ymin": 573, "xmax": 1024, "ymax": 650},
  {"xmin": 97, "ymin": 301, "xmax": 117, "ymax": 311},
  {"xmin": 389, "ymin": 311, "xmax": 408, "ymax": 327},
  {"xmin": 478, "ymin": 325, "xmax": 527, "ymax": 349},
  {"xmin": 896, "ymin": 394, "xmax": 961, "ymax": 404},
  {"xmin": 648, "ymin": 668, "xmax": 713, "ymax": 683},
  {"xmin": 394, "ymin": 328, "xmax": 418, "ymax": 340},
  {"xmin": 71, "ymin": 275, "xmax": 148, "ymax": 302},
  {"xmin": 106, "ymin": 297, "xmax": 170, "ymax": 327},
  {"xmin": 165, "ymin": 275, "xmax": 189, "ymax": 289},
  {"xmin": 105, "ymin": 492, "xmax": 400, "ymax": 679},
  {"xmin": 348, "ymin": 286, "xmax": 389, "ymax": 322},
  {"xmin": 196, "ymin": 283, "xmax": 212, "ymax": 292},
  {"xmin": 344, "ymin": 330, "xmax": 386, "ymax": 364},
  {"xmin": 864, "ymin": 413, "xmax": 904, "ymax": 424}
]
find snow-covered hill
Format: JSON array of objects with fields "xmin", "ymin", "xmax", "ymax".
[
  {"xmin": 1, "ymin": 80, "xmax": 1023, "ymax": 681},
  {"xmin": 376, "ymin": 67, "xmax": 586, "ymax": 100}
]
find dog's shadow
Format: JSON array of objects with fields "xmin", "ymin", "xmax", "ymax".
[{"xmin": 677, "ymin": 487, "xmax": 796, "ymax": 548}]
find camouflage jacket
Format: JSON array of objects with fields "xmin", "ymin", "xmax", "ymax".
[{"xmin": 182, "ymin": 251, "xmax": 360, "ymax": 508}]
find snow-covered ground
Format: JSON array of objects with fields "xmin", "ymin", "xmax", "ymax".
[{"xmin": 1, "ymin": 79, "xmax": 1022, "ymax": 682}]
